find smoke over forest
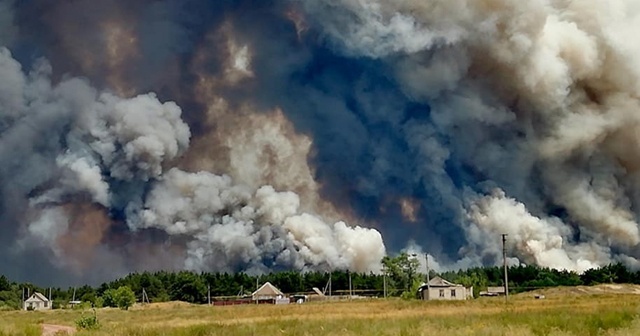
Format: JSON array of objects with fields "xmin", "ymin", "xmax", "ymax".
[{"xmin": 1, "ymin": 0, "xmax": 640, "ymax": 285}]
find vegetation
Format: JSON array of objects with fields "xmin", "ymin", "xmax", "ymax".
[
  {"xmin": 2, "ymin": 292, "xmax": 640, "ymax": 335},
  {"xmin": 103, "ymin": 286, "xmax": 136, "ymax": 310},
  {"xmin": 381, "ymin": 252, "xmax": 420, "ymax": 296},
  {"xmin": 75, "ymin": 309, "xmax": 100, "ymax": 330},
  {"xmin": 0, "ymin": 262, "xmax": 639, "ymax": 309}
]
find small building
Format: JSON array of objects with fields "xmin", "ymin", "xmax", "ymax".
[
  {"xmin": 252, "ymin": 282, "xmax": 287, "ymax": 304},
  {"xmin": 418, "ymin": 276, "xmax": 473, "ymax": 301},
  {"xmin": 480, "ymin": 286, "xmax": 506, "ymax": 297},
  {"xmin": 24, "ymin": 292, "xmax": 51, "ymax": 311}
]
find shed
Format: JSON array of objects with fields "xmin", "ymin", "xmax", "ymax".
[
  {"xmin": 24, "ymin": 292, "xmax": 51, "ymax": 311},
  {"xmin": 480, "ymin": 286, "xmax": 506, "ymax": 296},
  {"xmin": 252, "ymin": 282, "xmax": 285, "ymax": 302},
  {"xmin": 418, "ymin": 276, "xmax": 473, "ymax": 301}
]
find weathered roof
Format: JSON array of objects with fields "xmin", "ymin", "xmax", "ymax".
[
  {"xmin": 25, "ymin": 292, "xmax": 49, "ymax": 303},
  {"xmin": 252, "ymin": 282, "xmax": 284, "ymax": 297},
  {"xmin": 426, "ymin": 276, "xmax": 462, "ymax": 287}
]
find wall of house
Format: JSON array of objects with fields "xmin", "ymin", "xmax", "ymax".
[
  {"xmin": 23, "ymin": 300, "xmax": 51, "ymax": 310},
  {"xmin": 423, "ymin": 287, "xmax": 470, "ymax": 301}
]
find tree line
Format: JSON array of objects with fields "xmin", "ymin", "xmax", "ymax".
[{"xmin": 1, "ymin": 255, "xmax": 638, "ymax": 310}]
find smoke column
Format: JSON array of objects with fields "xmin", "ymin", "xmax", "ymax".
[{"xmin": 1, "ymin": 0, "xmax": 640, "ymax": 284}]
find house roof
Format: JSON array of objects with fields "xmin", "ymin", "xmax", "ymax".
[
  {"xmin": 252, "ymin": 282, "xmax": 284, "ymax": 297},
  {"xmin": 425, "ymin": 276, "xmax": 463, "ymax": 287},
  {"xmin": 25, "ymin": 292, "xmax": 49, "ymax": 302}
]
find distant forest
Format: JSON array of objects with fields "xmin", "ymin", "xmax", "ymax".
[{"xmin": 0, "ymin": 262, "xmax": 636, "ymax": 310}]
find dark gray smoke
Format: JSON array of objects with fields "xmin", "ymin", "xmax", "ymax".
[{"xmin": 1, "ymin": 0, "xmax": 640, "ymax": 285}]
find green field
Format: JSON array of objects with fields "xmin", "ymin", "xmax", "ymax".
[{"xmin": 3, "ymin": 288, "xmax": 640, "ymax": 336}]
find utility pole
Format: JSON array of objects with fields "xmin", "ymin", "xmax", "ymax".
[
  {"xmin": 502, "ymin": 233, "xmax": 509, "ymax": 302},
  {"xmin": 382, "ymin": 265, "xmax": 387, "ymax": 298},
  {"xmin": 348, "ymin": 270, "xmax": 352, "ymax": 300},
  {"xmin": 425, "ymin": 253, "xmax": 431, "ymax": 300},
  {"xmin": 207, "ymin": 285, "xmax": 211, "ymax": 306},
  {"xmin": 329, "ymin": 271, "xmax": 332, "ymax": 298},
  {"xmin": 141, "ymin": 288, "xmax": 149, "ymax": 305}
]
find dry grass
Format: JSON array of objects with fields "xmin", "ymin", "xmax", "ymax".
[{"xmin": 3, "ymin": 287, "xmax": 640, "ymax": 335}]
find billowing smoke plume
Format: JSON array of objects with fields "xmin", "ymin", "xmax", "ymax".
[
  {"xmin": 313, "ymin": 0, "xmax": 640, "ymax": 272},
  {"xmin": 0, "ymin": 45, "xmax": 384, "ymax": 282},
  {"xmin": 2, "ymin": 0, "xmax": 640, "ymax": 284}
]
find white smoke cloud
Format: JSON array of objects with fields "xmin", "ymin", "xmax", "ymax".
[
  {"xmin": 300, "ymin": 0, "xmax": 640, "ymax": 272},
  {"xmin": 7, "ymin": 0, "xmax": 640, "ymax": 282},
  {"xmin": 297, "ymin": 0, "xmax": 465, "ymax": 58},
  {"xmin": 0, "ymin": 48, "xmax": 24, "ymax": 120},
  {"xmin": 56, "ymin": 154, "xmax": 110, "ymax": 207},
  {"xmin": 134, "ymin": 168, "xmax": 386, "ymax": 273},
  {"xmin": 76, "ymin": 92, "xmax": 191, "ymax": 181},
  {"xmin": 0, "ymin": 17, "xmax": 387, "ymax": 279},
  {"xmin": 466, "ymin": 188, "xmax": 606, "ymax": 273},
  {"xmin": 23, "ymin": 208, "xmax": 69, "ymax": 249}
]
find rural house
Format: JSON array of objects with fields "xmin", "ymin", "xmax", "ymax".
[
  {"xmin": 23, "ymin": 292, "xmax": 51, "ymax": 311},
  {"xmin": 252, "ymin": 282, "xmax": 288, "ymax": 304},
  {"xmin": 418, "ymin": 276, "xmax": 473, "ymax": 301}
]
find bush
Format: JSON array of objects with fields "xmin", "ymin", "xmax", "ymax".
[
  {"xmin": 75, "ymin": 309, "xmax": 100, "ymax": 330},
  {"xmin": 102, "ymin": 288, "xmax": 117, "ymax": 307},
  {"xmin": 115, "ymin": 286, "xmax": 136, "ymax": 310},
  {"xmin": 101, "ymin": 286, "xmax": 136, "ymax": 310}
]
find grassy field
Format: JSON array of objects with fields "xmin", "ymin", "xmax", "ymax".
[{"xmin": 3, "ymin": 287, "xmax": 640, "ymax": 336}]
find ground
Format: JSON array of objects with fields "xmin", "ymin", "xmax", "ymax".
[
  {"xmin": 41, "ymin": 324, "xmax": 75, "ymax": 336},
  {"xmin": 2, "ymin": 284, "xmax": 640, "ymax": 335}
]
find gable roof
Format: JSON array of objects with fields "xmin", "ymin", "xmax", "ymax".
[
  {"xmin": 426, "ymin": 276, "xmax": 462, "ymax": 287},
  {"xmin": 25, "ymin": 292, "xmax": 49, "ymax": 302},
  {"xmin": 252, "ymin": 282, "xmax": 284, "ymax": 297}
]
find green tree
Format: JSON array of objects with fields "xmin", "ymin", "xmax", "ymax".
[
  {"xmin": 381, "ymin": 253, "xmax": 420, "ymax": 297},
  {"xmin": 101, "ymin": 289, "xmax": 117, "ymax": 308},
  {"xmin": 114, "ymin": 286, "xmax": 136, "ymax": 310},
  {"xmin": 170, "ymin": 272, "xmax": 206, "ymax": 303},
  {"xmin": 0, "ymin": 275, "xmax": 11, "ymax": 291}
]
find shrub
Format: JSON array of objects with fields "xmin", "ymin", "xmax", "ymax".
[
  {"xmin": 75, "ymin": 309, "xmax": 100, "ymax": 330},
  {"xmin": 94, "ymin": 296, "xmax": 104, "ymax": 308},
  {"xmin": 115, "ymin": 286, "xmax": 136, "ymax": 310},
  {"xmin": 101, "ymin": 286, "xmax": 136, "ymax": 309}
]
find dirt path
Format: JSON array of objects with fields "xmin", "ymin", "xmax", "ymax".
[{"xmin": 41, "ymin": 324, "xmax": 75, "ymax": 336}]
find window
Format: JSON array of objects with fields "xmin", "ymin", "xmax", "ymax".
[
  {"xmin": 451, "ymin": 289, "xmax": 456, "ymax": 297},
  {"xmin": 439, "ymin": 289, "xmax": 445, "ymax": 298},
  {"xmin": 44, "ymin": 302, "xmax": 48, "ymax": 308}
]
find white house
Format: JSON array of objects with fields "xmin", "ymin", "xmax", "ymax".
[
  {"xmin": 418, "ymin": 276, "xmax": 473, "ymax": 301},
  {"xmin": 24, "ymin": 292, "xmax": 51, "ymax": 311},
  {"xmin": 252, "ymin": 282, "xmax": 288, "ymax": 304}
]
